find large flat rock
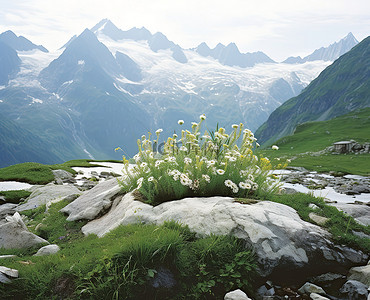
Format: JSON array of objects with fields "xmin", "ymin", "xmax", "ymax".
[
  {"xmin": 16, "ymin": 184, "xmax": 81, "ymax": 211},
  {"xmin": 60, "ymin": 178, "xmax": 121, "ymax": 221},
  {"xmin": 82, "ymin": 194, "xmax": 368, "ymax": 278}
]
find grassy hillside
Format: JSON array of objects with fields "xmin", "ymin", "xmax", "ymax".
[
  {"xmin": 256, "ymin": 36, "xmax": 370, "ymax": 145},
  {"xmin": 259, "ymin": 108, "xmax": 370, "ymax": 175}
]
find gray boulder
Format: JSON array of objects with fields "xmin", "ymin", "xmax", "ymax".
[
  {"xmin": 0, "ymin": 203, "xmax": 18, "ymax": 219},
  {"xmin": 224, "ymin": 289, "xmax": 251, "ymax": 300},
  {"xmin": 34, "ymin": 244, "xmax": 60, "ymax": 256},
  {"xmin": 330, "ymin": 203, "xmax": 370, "ymax": 226},
  {"xmin": 52, "ymin": 169, "xmax": 75, "ymax": 185},
  {"xmin": 60, "ymin": 178, "xmax": 121, "ymax": 221},
  {"xmin": 16, "ymin": 184, "xmax": 81, "ymax": 211},
  {"xmin": 0, "ymin": 212, "xmax": 48, "ymax": 249},
  {"xmin": 298, "ymin": 282, "xmax": 326, "ymax": 295},
  {"xmin": 0, "ymin": 272, "xmax": 11, "ymax": 283},
  {"xmin": 340, "ymin": 280, "xmax": 369, "ymax": 300},
  {"xmin": 52, "ymin": 169, "xmax": 74, "ymax": 181},
  {"xmin": 348, "ymin": 265, "xmax": 370, "ymax": 286},
  {"xmin": 82, "ymin": 194, "xmax": 368, "ymax": 278}
]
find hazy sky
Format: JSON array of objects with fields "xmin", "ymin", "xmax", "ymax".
[{"xmin": 0, "ymin": 0, "xmax": 369, "ymax": 61}]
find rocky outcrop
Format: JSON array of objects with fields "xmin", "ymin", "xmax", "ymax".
[
  {"xmin": 60, "ymin": 178, "xmax": 121, "ymax": 221},
  {"xmin": 16, "ymin": 184, "xmax": 80, "ymax": 211},
  {"xmin": 77, "ymin": 193, "xmax": 368, "ymax": 279},
  {"xmin": 0, "ymin": 212, "xmax": 48, "ymax": 249}
]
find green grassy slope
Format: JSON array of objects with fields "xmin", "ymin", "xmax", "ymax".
[
  {"xmin": 259, "ymin": 108, "xmax": 370, "ymax": 175},
  {"xmin": 255, "ymin": 36, "xmax": 370, "ymax": 145}
]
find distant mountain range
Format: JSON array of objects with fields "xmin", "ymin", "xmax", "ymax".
[
  {"xmin": 255, "ymin": 36, "xmax": 370, "ymax": 146},
  {"xmin": 283, "ymin": 33, "xmax": 358, "ymax": 64},
  {"xmin": 0, "ymin": 19, "xmax": 361, "ymax": 167}
]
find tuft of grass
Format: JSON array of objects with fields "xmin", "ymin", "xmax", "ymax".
[
  {"xmin": 0, "ymin": 190, "xmax": 32, "ymax": 204},
  {"xmin": 0, "ymin": 162, "xmax": 55, "ymax": 184}
]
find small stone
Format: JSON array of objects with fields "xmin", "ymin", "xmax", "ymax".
[
  {"xmin": 224, "ymin": 289, "xmax": 251, "ymax": 300},
  {"xmin": 34, "ymin": 244, "xmax": 60, "ymax": 256},
  {"xmin": 310, "ymin": 292, "xmax": 330, "ymax": 300},
  {"xmin": 309, "ymin": 213, "xmax": 329, "ymax": 226},
  {"xmin": 309, "ymin": 204, "xmax": 320, "ymax": 210},
  {"xmin": 298, "ymin": 282, "xmax": 326, "ymax": 295},
  {"xmin": 0, "ymin": 266, "xmax": 18, "ymax": 278},
  {"xmin": 0, "ymin": 272, "xmax": 11, "ymax": 283}
]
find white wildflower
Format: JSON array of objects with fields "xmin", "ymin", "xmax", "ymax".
[
  {"xmin": 155, "ymin": 160, "xmax": 164, "ymax": 168},
  {"xmin": 272, "ymin": 145, "xmax": 279, "ymax": 150},
  {"xmin": 232, "ymin": 124, "xmax": 238, "ymax": 129},
  {"xmin": 207, "ymin": 160, "xmax": 216, "ymax": 168},
  {"xmin": 190, "ymin": 179, "xmax": 199, "ymax": 190},
  {"xmin": 178, "ymin": 120, "xmax": 184, "ymax": 125},
  {"xmin": 140, "ymin": 162, "xmax": 148, "ymax": 168},
  {"xmin": 224, "ymin": 179, "xmax": 233, "ymax": 188},
  {"xmin": 244, "ymin": 182, "xmax": 252, "ymax": 189},
  {"xmin": 229, "ymin": 157, "xmax": 237, "ymax": 162},
  {"xmin": 238, "ymin": 182, "xmax": 248, "ymax": 189},
  {"xmin": 167, "ymin": 156, "xmax": 176, "ymax": 162},
  {"xmin": 148, "ymin": 176, "xmax": 155, "ymax": 182},
  {"xmin": 240, "ymin": 170, "xmax": 248, "ymax": 177},
  {"xmin": 216, "ymin": 169, "xmax": 225, "ymax": 175},
  {"xmin": 179, "ymin": 146, "xmax": 187, "ymax": 152},
  {"xmin": 184, "ymin": 157, "xmax": 192, "ymax": 164},
  {"xmin": 200, "ymin": 114, "xmax": 206, "ymax": 120},
  {"xmin": 156, "ymin": 128, "xmax": 163, "ymax": 135},
  {"xmin": 202, "ymin": 174, "xmax": 211, "ymax": 183}
]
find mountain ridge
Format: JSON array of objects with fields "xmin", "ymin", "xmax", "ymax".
[
  {"xmin": 283, "ymin": 32, "xmax": 358, "ymax": 64},
  {"xmin": 0, "ymin": 30, "xmax": 48, "ymax": 53},
  {"xmin": 255, "ymin": 36, "xmax": 370, "ymax": 146},
  {"xmin": 0, "ymin": 19, "xmax": 360, "ymax": 167}
]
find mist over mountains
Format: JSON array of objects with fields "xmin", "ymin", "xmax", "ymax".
[{"xmin": 0, "ymin": 19, "xmax": 360, "ymax": 167}]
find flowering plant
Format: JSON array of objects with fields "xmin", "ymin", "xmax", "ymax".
[{"xmin": 119, "ymin": 115, "xmax": 286, "ymax": 205}]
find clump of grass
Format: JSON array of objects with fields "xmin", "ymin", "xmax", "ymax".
[
  {"xmin": 0, "ymin": 162, "xmax": 55, "ymax": 184},
  {"xmin": 20, "ymin": 200, "xmax": 86, "ymax": 245},
  {"xmin": 119, "ymin": 115, "xmax": 287, "ymax": 205},
  {"xmin": 0, "ymin": 190, "xmax": 31, "ymax": 204}
]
